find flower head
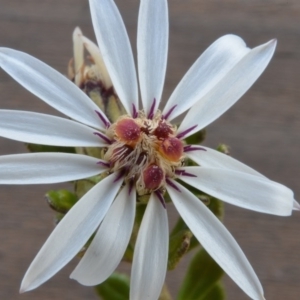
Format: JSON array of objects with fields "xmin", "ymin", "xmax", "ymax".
[{"xmin": 0, "ymin": 0, "xmax": 298, "ymax": 300}]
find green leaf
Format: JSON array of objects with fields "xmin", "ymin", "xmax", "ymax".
[
  {"xmin": 201, "ymin": 283, "xmax": 225, "ymax": 300},
  {"xmin": 168, "ymin": 229, "xmax": 192, "ymax": 270},
  {"xmin": 184, "ymin": 129, "xmax": 206, "ymax": 145},
  {"xmin": 95, "ymin": 272, "xmax": 130, "ymax": 300},
  {"xmin": 45, "ymin": 189, "xmax": 78, "ymax": 214},
  {"xmin": 177, "ymin": 249, "xmax": 224, "ymax": 300},
  {"xmin": 26, "ymin": 143, "xmax": 75, "ymax": 153}
]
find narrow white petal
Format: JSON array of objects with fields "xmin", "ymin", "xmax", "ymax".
[
  {"xmin": 137, "ymin": 0, "xmax": 168, "ymax": 115},
  {"xmin": 178, "ymin": 39, "xmax": 276, "ymax": 138},
  {"xmin": 81, "ymin": 35, "xmax": 112, "ymax": 88},
  {"xmin": 186, "ymin": 146, "xmax": 263, "ymax": 176},
  {"xmin": 71, "ymin": 184, "xmax": 136, "ymax": 285},
  {"xmin": 0, "ymin": 110, "xmax": 108, "ymax": 147},
  {"xmin": 0, "ymin": 48, "xmax": 108, "ymax": 130},
  {"xmin": 20, "ymin": 173, "xmax": 123, "ymax": 292},
  {"xmin": 73, "ymin": 27, "xmax": 84, "ymax": 86},
  {"xmin": 89, "ymin": 0, "xmax": 138, "ymax": 115},
  {"xmin": 167, "ymin": 182, "xmax": 265, "ymax": 300},
  {"xmin": 163, "ymin": 35, "xmax": 250, "ymax": 120},
  {"xmin": 130, "ymin": 194, "xmax": 168, "ymax": 300},
  {"xmin": 180, "ymin": 167, "xmax": 294, "ymax": 216},
  {"xmin": 187, "ymin": 146, "xmax": 298, "ymax": 210},
  {"xmin": 293, "ymin": 200, "xmax": 300, "ymax": 211},
  {"xmin": 0, "ymin": 153, "xmax": 106, "ymax": 184}
]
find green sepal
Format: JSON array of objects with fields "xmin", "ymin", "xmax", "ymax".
[
  {"xmin": 177, "ymin": 249, "xmax": 224, "ymax": 300},
  {"xmin": 45, "ymin": 189, "xmax": 78, "ymax": 214},
  {"xmin": 184, "ymin": 129, "xmax": 206, "ymax": 145},
  {"xmin": 168, "ymin": 229, "xmax": 192, "ymax": 270},
  {"xmin": 26, "ymin": 143, "xmax": 75, "ymax": 154},
  {"xmin": 95, "ymin": 272, "xmax": 130, "ymax": 300}
]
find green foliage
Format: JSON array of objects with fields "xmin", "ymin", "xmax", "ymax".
[
  {"xmin": 216, "ymin": 143, "xmax": 230, "ymax": 155},
  {"xmin": 168, "ymin": 229, "xmax": 192, "ymax": 270},
  {"xmin": 184, "ymin": 129, "xmax": 206, "ymax": 145},
  {"xmin": 95, "ymin": 273, "xmax": 130, "ymax": 300},
  {"xmin": 27, "ymin": 143, "xmax": 75, "ymax": 153},
  {"xmin": 178, "ymin": 249, "xmax": 224, "ymax": 300},
  {"xmin": 202, "ymin": 283, "xmax": 225, "ymax": 300},
  {"xmin": 45, "ymin": 189, "xmax": 78, "ymax": 214}
]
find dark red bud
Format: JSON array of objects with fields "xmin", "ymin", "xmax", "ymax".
[
  {"xmin": 159, "ymin": 137, "xmax": 183, "ymax": 162},
  {"xmin": 115, "ymin": 118, "xmax": 141, "ymax": 145},
  {"xmin": 154, "ymin": 121, "xmax": 173, "ymax": 139},
  {"xmin": 143, "ymin": 165, "xmax": 164, "ymax": 191}
]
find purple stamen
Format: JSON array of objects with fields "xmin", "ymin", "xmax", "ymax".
[
  {"xmin": 94, "ymin": 132, "xmax": 112, "ymax": 144},
  {"xmin": 113, "ymin": 170, "xmax": 125, "ymax": 183},
  {"xmin": 97, "ymin": 161, "xmax": 110, "ymax": 168},
  {"xmin": 176, "ymin": 125, "xmax": 198, "ymax": 139},
  {"xmin": 166, "ymin": 178, "xmax": 181, "ymax": 192},
  {"xmin": 128, "ymin": 180, "xmax": 134, "ymax": 195},
  {"xmin": 132, "ymin": 104, "xmax": 138, "ymax": 118},
  {"xmin": 148, "ymin": 98, "xmax": 156, "ymax": 119},
  {"xmin": 184, "ymin": 145, "xmax": 207, "ymax": 153},
  {"xmin": 163, "ymin": 105, "xmax": 177, "ymax": 120},
  {"xmin": 95, "ymin": 110, "xmax": 110, "ymax": 128},
  {"xmin": 155, "ymin": 191, "xmax": 166, "ymax": 209}
]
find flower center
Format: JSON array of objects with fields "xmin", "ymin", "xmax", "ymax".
[{"xmin": 104, "ymin": 111, "xmax": 184, "ymax": 195}]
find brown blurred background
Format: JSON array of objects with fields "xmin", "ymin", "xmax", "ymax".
[{"xmin": 0, "ymin": 0, "xmax": 300, "ymax": 299}]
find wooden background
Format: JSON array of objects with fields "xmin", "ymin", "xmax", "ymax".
[{"xmin": 0, "ymin": 0, "xmax": 300, "ymax": 299}]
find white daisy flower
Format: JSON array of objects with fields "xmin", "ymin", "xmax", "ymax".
[{"xmin": 0, "ymin": 0, "xmax": 298, "ymax": 299}]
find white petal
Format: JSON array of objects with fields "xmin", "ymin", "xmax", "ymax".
[
  {"xmin": 293, "ymin": 200, "xmax": 300, "ymax": 211},
  {"xmin": 130, "ymin": 193, "xmax": 168, "ymax": 300},
  {"xmin": 0, "ymin": 110, "xmax": 108, "ymax": 147},
  {"xmin": 81, "ymin": 35, "xmax": 112, "ymax": 88},
  {"xmin": 178, "ymin": 39, "xmax": 276, "ymax": 138},
  {"xmin": 71, "ymin": 184, "xmax": 136, "ymax": 285},
  {"xmin": 0, "ymin": 48, "xmax": 108, "ymax": 130},
  {"xmin": 89, "ymin": 0, "xmax": 138, "ymax": 115},
  {"xmin": 20, "ymin": 173, "xmax": 123, "ymax": 292},
  {"xmin": 186, "ymin": 146, "xmax": 263, "ymax": 176},
  {"xmin": 137, "ymin": 0, "xmax": 168, "ymax": 115},
  {"xmin": 163, "ymin": 35, "xmax": 250, "ymax": 120},
  {"xmin": 180, "ymin": 166, "xmax": 294, "ymax": 216},
  {"xmin": 167, "ymin": 182, "xmax": 265, "ymax": 300},
  {"xmin": 0, "ymin": 153, "xmax": 106, "ymax": 184},
  {"xmin": 73, "ymin": 27, "xmax": 84, "ymax": 86},
  {"xmin": 187, "ymin": 146, "xmax": 298, "ymax": 211}
]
